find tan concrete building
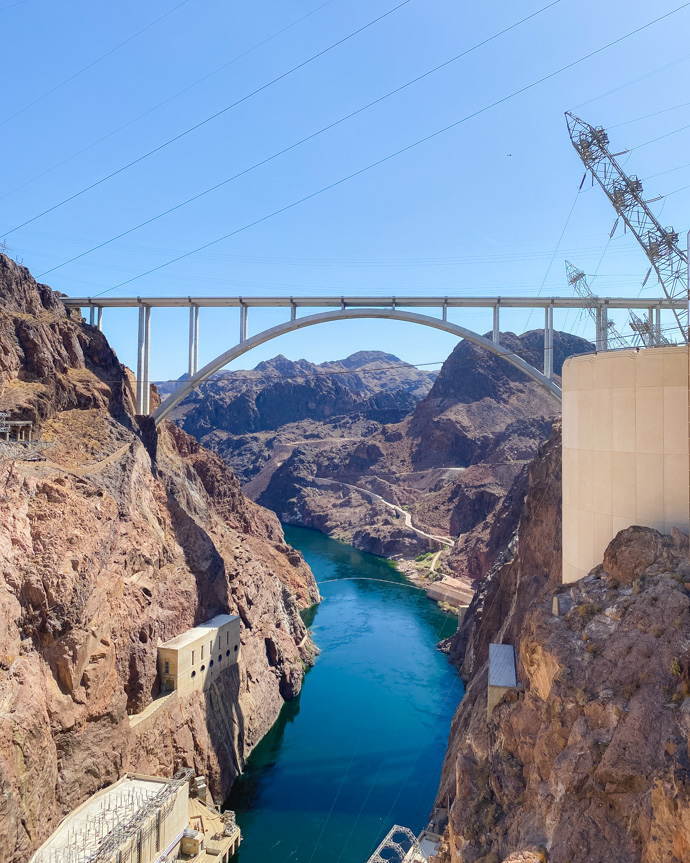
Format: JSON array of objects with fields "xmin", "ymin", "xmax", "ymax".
[
  {"xmin": 28, "ymin": 770, "xmax": 241, "ymax": 863},
  {"xmin": 562, "ymin": 346, "xmax": 689, "ymax": 583},
  {"xmin": 158, "ymin": 614, "xmax": 241, "ymax": 698}
]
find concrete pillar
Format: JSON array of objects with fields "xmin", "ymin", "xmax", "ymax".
[
  {"xmin": 290, "ymin": 301, "xmax": 296, "ymax": 322},
  {"xmin": 137, "ymin": 304, "xmax": 145, "ymax": 414},
  {"xmin": 492, "ymin": 303, "xmax": 500, "ymax": 344},
  {"xmin": 89, "ymin": 305, "xmax": 95, "ymax": 327},
  {"xmin": 648, "ymin": 308, "xmax": 655, "ymax": 346},
  {"xmin": 188, "ymin": 305, "xmax": 199, "ymax": 378},
  {"xmin": 239, "ymin": 304, "xmax": 247, "ymax": 343},
  {"xmin": 143, "ymin": 305, "xmax": 151, "ymax": 415},
  {"xmin": 442, "ymin": 303, "xmax": 447, "ymax": 322},
  {"xmin": 655, "ymin": 306, "xmax": 662, "ymax": 344},
  {"xmin": 544, "ymin": 305, "xmax": 554, "ymax": 379},
  {"xmin": 96, "ymin": 306, "xmax": 103, "ymax": 331},
  {"xmin": 595, "ymin": 305, "xmax": 608, "ymax": 352}
]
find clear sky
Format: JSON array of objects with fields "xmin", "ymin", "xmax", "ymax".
[{"xmin": 2, "ymin": 0, "xmax": 690, "ymax": 380}]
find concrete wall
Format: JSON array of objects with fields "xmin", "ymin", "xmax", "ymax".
[
  {"xmin": 158, "ymin": 616, "xmax": 241, "ymax": 698},
  {"xmin": 562, "ymin": 346, "xmax": 688, "ymax": 584}
]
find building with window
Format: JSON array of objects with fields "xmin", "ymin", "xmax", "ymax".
[{"xmin": 158, "ymin": 614, "xmax": 241, "ymax": 698}]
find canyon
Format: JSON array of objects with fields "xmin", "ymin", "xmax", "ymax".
[
  {"xmin": 0, "ymin": 255, "xmax": 319, "ymax": 863},
  {"xmin": 166, "ymin": 332, "xmax": 591, "ymax": 588}
]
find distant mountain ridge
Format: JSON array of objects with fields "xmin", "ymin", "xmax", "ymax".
[{"xmin": 163, "ymin": 351, "xmax": 437, "ymax": 436}]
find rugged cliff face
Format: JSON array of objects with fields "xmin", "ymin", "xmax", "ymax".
[
  {"xmin": 433, "ymin": 422, "xmax": 690, "ymax": 863},
  {"xmin": 0, "ymin": 256, "xmax": 319, "ymax": 863},
  {"xmin": 167, "ymin": 351, "xmax": 436, "ymax": 447},
  {"xmin": 253, "ymin": 331, "xmax": 589, "ymax": 568}
]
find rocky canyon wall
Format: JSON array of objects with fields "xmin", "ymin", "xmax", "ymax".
[
  {"xmin": 433, "ymin": 421, "xmax": 690, "ymax": 863},
  {"xmin": 0, "ymin": 255, "xmax": 319, "ymax": 863}
]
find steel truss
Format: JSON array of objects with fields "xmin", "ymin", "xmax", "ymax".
[
  {"xmin": 366, "ymin": 825, "xmax": 419, "ymax": 863},
  {"xmin": 565, "ymin": 111, "xmax": 688, "ymax": 343}
]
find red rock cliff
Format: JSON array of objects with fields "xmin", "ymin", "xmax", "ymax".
[
  {"xmin": 0, "ymin": 256, "xmax": 319, "ymax": 863},
  {"xmin": 434, "ymin": 422, "xmax": 690, "ymax": 863}
]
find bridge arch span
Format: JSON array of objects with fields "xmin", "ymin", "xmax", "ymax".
[{"xmin": 152, "ymin": 308, "xmax": 561, "ymax": 426}]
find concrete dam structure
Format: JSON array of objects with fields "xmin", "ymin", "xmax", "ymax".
[{"xmin": 562, "ymin": 345, "xmax": 689, "ymax": 584}]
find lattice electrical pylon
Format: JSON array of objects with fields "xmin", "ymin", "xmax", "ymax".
[
  {"xmin": 565, "ymin": 112, "xmax": 688, "ymax": 344},
  {"xmin": 565, "ymin": 261, "xmax": 629, "ymax": 348},
  {"xmin": 565, "ymin": 261, "xmax": 669, "ymax": 348}
]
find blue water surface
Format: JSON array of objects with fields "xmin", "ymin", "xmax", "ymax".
[{"xmin": 227, "ymin": 525, "xmax": 463, "ymax": 863}]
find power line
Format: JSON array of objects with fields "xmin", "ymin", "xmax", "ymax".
[
  {"xmin": 0, "ymin": 0, "xmax": 30, "ymax": 10},
  {"xmin": 629, "ymin": 120, "xmax": 690, "ymax": 152},
  {"xmin": 608, "ymin": 100, "xmax": 690, "ymax": 129},
  {"xmin": 0, "ymin": 0, "xmax": 194, "ymax": 128},
  {"xmin": 0, "ymin": 0, "xmax": 339, "ymax": 205},
  {"xmin": 1, "ymin": 0, "xmax": 416, "ymax": 238},
  {"xmin": 92, "ymin": 2, "xmax": 690, "ymax": 297},
  {"xmin": 36, "ymin": 0, "xmax": 564, "ymax": 278},
  {"xmin": 573, "ymin": 50, "xmax": 690, "ymax": 110}
]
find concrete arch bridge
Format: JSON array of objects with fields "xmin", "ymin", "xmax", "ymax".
[{"xmin": 59, "ymin": 294, "xmax": 682, "ymax": 424}]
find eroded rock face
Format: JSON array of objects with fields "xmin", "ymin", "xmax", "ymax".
[
  {"xmin": 0, "ymin": 256, "xmax": 319, "ymax": 863},
  {"xmin": 238, "ymin": 333, "xmax": 590, "ymax": 565},
  {"xmin": 432, "ymin": 424, "xmax": 690, "ymax": 863}
]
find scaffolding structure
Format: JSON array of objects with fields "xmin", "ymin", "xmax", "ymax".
[
  {"xmin": 565, "ymin": 112, "xmax": 688, "ymax": 344},
  {"xmin": 32, "ymin": 769, "xmax": 194, "ymax": 863}
]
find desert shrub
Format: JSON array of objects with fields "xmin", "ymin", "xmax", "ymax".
[
  {"xmin": 671, "ymin": 657, "xmax": 681, "ymax": 676},
  {"xmin": 622, "ymin": 682, "xmax": 639, "ymax": 699}
]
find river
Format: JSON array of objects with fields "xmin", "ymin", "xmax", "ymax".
[{"xmin": 227, "ymin": 525, "xmax": 463, "ymax": 863}]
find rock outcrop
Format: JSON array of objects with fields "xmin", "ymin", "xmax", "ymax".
[
  {"xmin": 432, "ymin": 421, "xmax": 690, "ymax": 863},
  {"xmin": 252, "ymin": 331, "xmax": 589, "ymax": 568},
  {"xmin": 0, "ymin": 256, "xmax": 319, "ymax": 863}
]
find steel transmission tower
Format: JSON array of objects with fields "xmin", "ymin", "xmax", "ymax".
[
  {"xmin": 565, "ymin": 261, "xmax": 629, "ymax": 348},
  {"xmin": 565, "ymin": 111, "xmax": 688, "ymax": 344}
]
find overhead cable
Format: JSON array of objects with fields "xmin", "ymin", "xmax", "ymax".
[
  {"xmin": 0, "ymin": 0, "xmax": 194, "ymax": 128},
  {"xmin": 37, "ymin": 0, "xmax": 564, "ymax": 277},
  {"xmin": 2, "ymin": 0, "xmax": 416, "ymax": 237},
  {"xmin": 92, "ymin": 2, "xmax": 690, "ymax": 297},
  {"xmin": 0, "ymin": 0, "xmax": 339, "ymax": 204}
]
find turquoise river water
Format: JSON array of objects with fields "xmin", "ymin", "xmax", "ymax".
[{"xmin": 227, "ymin": 525, "xmax": 463, "ymax": 863}]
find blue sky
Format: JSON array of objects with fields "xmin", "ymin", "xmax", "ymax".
[{"xmin": 2, "ymin": 0, "xmax": 690, "ymax": 380}]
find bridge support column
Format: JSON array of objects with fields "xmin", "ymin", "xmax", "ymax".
[
  {"xmin": 492, "ymin": 303, "xmax": 500, "ymax": 343},
  {"xmin": 96, "ymin": 306, "xmax": 102, "ymax": 331},
  {"xmin": 595, "ymin": 305, "xmax": 608, "ymax": 351},
  {"xmin": 188, "ymin": 304, "xmax": 199, "ymax": 377},
  {"xmin": 137, "ymin": 305, "xmax": 145, "ymax": 414},
  {"xmin": 442, "ymin": 302, "xmax": 447, "ymax": 322},
  {"xmin": 89, "ymin": 305, "xmax": 95, "ymax": 327},
  {"xmin": 136, "ymin": 304, "xmax": 151, "ymax": 415},
  {"xmin": 240, "ymin": 303, "xmax": 247, "ymax": 343},
  {"xmin": 544, "ymin": 305, "xmax": 554, "ymax": 380},
  {"xmin": 648, "ymin": 308, "xmax": 656, "ymax": 345},
  {"xmin": 655, "ymin": 305, "xmax": 662, "ymax": 344},
  {"xmin": 290, "ymin": 300, "xmax": 296, "ymax": 322}
]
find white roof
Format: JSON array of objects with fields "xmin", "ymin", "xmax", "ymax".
[
  {"xmin": 488, "ymin": 643, "xmax": 517, "ymax": 687},
  {"xmin": 160, "ymin": 613, "xmax": 239, "ymax": 650},
  {"xmin": 30, "ymin": 776, "xmax": 173, "ymax": 863}
]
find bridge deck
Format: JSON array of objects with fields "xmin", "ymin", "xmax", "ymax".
[{"xmin": 60, "ymin": 295, "xmax": 683, "ymax": 310}]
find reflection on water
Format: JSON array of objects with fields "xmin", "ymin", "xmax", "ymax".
[{"xmin": 227, "ymin": 525, "xmax": 463, "ymax": 863}]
